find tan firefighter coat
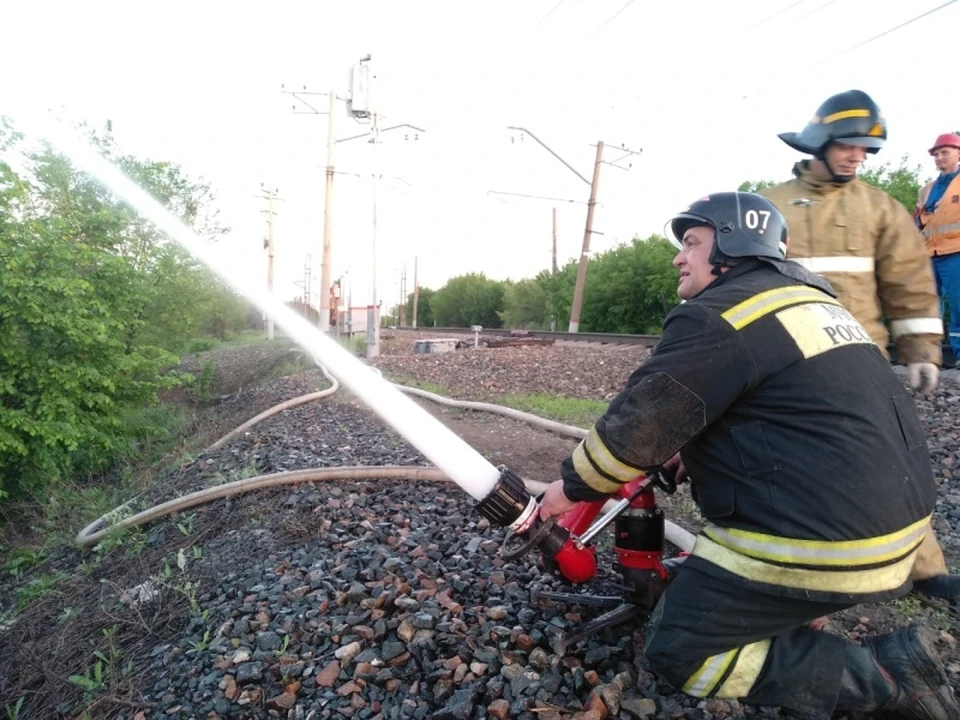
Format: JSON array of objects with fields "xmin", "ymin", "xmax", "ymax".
[{"xmin": 760, "ymin": 161, "xmax": 943, "ymax": 365}]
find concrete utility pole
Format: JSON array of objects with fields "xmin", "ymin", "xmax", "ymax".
[
  {"xmin": 397, "ymin": 263, "xmax": 408, "ymax": 326},
  {"xmin": 321, "ymin": 92, "xmax": 336, "ymax": 331},
  {"xmin": 303, "ymin": 253, "xmax": 312, "ymax": 317},
  {"xmin": 552, "ymin": 206, "xmax": 558, "ymax": 276},
  {"xmin": 255, "ymin": 184, "xmax": 283, "ymax": 340},
  {"xmin": 504, "ymin": 127, "xmax": 641, "ymax": 333},
  {"xmin": 568, "ymin": 141, "xmax": 604, "ymax": 333},
  {"xmin": 281, "ymin": 85, "xmax": 340, "ymax": 332},
  {"xmin": 412, "ymin": 256, "xmax": 420, "ymax": 328},
  {"xmin": 285, "ymin": 59, "xmax": 425, "ymax": 353},
  {"xmin": 337, "ymin": 55, "xmax": 424, "ymax": 358}
]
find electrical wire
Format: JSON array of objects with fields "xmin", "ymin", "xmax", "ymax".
[
  {"xmin": 534, "ymin": 0, "xmax": 568, "ymax": 28},
  {"xmin": 792, "ymin": 0, "xmax": 843, "ymax": 24},
  {"xmin": 590, "ymin": 0, "xmax": 636, "ymax": 36},
  {"xmin": 747, "ymin": 0, "xmax": 807, "ymax": 30},
  {"xmin": 740, "ymin": 0, "xmax": 958, "ymax": 100},
  {"xmin": 810, "ymin": 0, "xmax": 957, "ymax": 67}
]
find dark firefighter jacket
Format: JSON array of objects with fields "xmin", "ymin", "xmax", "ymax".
[{"xmin": 560, "ymin": 260, "xmax": 937, "ymax": 603}]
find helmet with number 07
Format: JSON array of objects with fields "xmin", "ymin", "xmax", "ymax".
[{"xmin": 666, "ymin": 191, "xmax": 789, "ymax": 268}]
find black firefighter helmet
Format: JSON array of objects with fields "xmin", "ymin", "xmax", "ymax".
[
  {"xmin": 666, "ymin": 192, "xmax": 788, "ymax": 273},
  {"xmin": 778, "ymin": 89, "xmax": 887, "ymax": 157}
]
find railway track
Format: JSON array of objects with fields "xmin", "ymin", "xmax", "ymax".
[
  {"xmin": 388, "ymin": 326, "xmax": 957, "ymax": 366},
  {"xmin": 389, "ymin": 326, "xmax": 661, "ymax": 346}
]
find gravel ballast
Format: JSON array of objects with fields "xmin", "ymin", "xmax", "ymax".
[{"xmin": 1, "ymin": 339, "xmax": 958, "ymax": 719}]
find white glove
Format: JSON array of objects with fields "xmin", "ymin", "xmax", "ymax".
[{"xmin": 907, "ymin": 363, "xmax": 939, "ymax": 394}]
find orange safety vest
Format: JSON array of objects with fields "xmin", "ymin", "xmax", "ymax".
[{"xmin": 917, "ymin": 173, "xmax": 960, "ymax": 257}]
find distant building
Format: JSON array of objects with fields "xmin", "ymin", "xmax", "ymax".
[{"xmin": 334, "ymin": 304, "xmax": 381, "ymax": 335}]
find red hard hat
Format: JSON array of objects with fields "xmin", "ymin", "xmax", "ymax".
[{"xmin": 929, "ymin": 133, "xmax": 960, "ymax": 155}]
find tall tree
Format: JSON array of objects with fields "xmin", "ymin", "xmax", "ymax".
[
  {"xmin": 738, "ymin": 179, "xmax": 779, "ymax": 193},
  {"xmin": 499, "ymin": 278, "xmax": 550, "ymax": 329},
  {"xmin": 431, "ymin": 273, "xmax": 505, "ymax": 328},
  {"xmin": 858, "ymin": 154, "xmax": 929, "ymax": 213},
  {"xmin": 579, "ymin": 235, "xmax": 680, "ymax": 333},
  {"xmin": 405, "ymin": 287, "xmax": 436, "ymax": 328}
]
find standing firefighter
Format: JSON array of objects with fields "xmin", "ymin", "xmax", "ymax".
[
  {"xmin": 758, "ymin": 90, "xmax": 959, "ymax": 601},
  {"xmin": 916, "ymin": 132, "xmax": 960, "ymax": 367},
  {"xmin": 538, "ymin": 192, "xmax": 957, "ymax": 720}
]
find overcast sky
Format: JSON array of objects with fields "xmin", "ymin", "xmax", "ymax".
[{"xmin": 3, "ymin": 0, "xmax": 957, "ymax": 310}]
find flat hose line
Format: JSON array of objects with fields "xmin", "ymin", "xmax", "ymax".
[{"xmin": 74, "ymin": 356, "xmax": 697, "ymax": 553}]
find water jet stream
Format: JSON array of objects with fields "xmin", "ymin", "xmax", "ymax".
[{"xmin": 19, "ymin": 111, "xmax": 501, "ymax": 502}]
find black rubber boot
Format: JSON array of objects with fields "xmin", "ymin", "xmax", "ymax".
[
  {"xmin": 914, "ymin": 574, "xmax": 960, "ymax": 601},
  {"xmin": 835, "ymin": 626, "xmax": 959, "ymax": 719}
]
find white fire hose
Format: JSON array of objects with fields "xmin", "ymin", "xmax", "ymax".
[{"xmin": 76, "ymin": 358, "xmax": 697, "ymax": 554}]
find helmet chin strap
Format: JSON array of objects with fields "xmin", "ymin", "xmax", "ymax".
[
  {"xmin": 708, "ymin": 246, "xmax": 740, "ymax": 276},
  {"xmin": 815, "ymin": 150, "xmax": 855, "ymax": 185}
]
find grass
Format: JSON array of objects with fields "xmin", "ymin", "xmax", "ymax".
[
  {"xmin": 498, "ymin": 392, "xmax": 606, "ymax": 428},
  {"xmin": 386, "ymin": 373, "xmax": 605, "ymax": 428},
  {"xmin": 390, "ymin": 375, "xmax": 448, "ymax": 396},
  {"xmin": 890, "ymin": 594, "xmax": 923, "ymax": 617},
  {"xmin": 184, "ymin": 328, "xmax": 291, "ymax": 354},
  {"xmin": 337, "ymin": 333, "xmax": 368, "ymax": 356},
  {"xmin": 263, "ymin": 354, "xmax": 314, "ymax": 382}
]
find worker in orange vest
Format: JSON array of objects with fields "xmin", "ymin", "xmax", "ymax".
[{"xmin": 916, "ymin": 133, "xmax": 960, "ymax": 368}]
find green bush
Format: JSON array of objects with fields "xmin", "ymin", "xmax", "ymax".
[{"xmin": 0, "ymin": 118, "xmax": 238, "ymax": 498}]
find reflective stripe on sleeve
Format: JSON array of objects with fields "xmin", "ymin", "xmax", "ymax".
[
  {"xmin": 889, "ymin": 318, "xmax": 945, "ymax": 338},
  {"xmin": 791, "ymin": 256, "xmax": 875, "ymax": 273}
]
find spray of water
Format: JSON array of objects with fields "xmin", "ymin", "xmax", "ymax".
[{"xmin": 19, "ymin": 111, "xmax": 502, "ymax": 501}]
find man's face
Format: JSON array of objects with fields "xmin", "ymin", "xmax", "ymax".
[
  {"xmin": 933, "ymin": 146, "xmax": 960, "ymax": 174},
  {"xmin": 823, "ymin": 142, "xmax": 867, "ymax": 176},
  {"xmin": 673, "ymin": 225, "xmax": 718, "ymax": 300}
]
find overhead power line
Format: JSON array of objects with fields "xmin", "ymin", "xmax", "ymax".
[
  {"xmin": 534, "ymin": 0, "xmax": 567, "ymax": 28},
  {"xmin": 741, "ymin": 0, "xmax": 957, "ymax": 99},
  {"xmin": 748, "ymin": 0, "xmax": 807, "ymax": 30},
  {"xmin": 590, "ymin": 0, "xmax": 636, "ymax": 36},
  {"xmin": 813, "ymin": 0, "xmax": 957, "ymax": 67},
  {"xmin": 793, "ymin": 0, "xmax": 843, "ymax": 24}
]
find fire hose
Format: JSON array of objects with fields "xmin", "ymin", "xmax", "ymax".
[{"xmin": 75, "ymin": 355, "xmax": 697, "ymax": 554}]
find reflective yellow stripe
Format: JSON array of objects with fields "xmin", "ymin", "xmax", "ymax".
[
  {"xmin": 716, "ymin": 639, "xmax": 771, "ymax": 698},
  {"xmin": 682, "ymin": 647, "xmax": 738, "ymax": 697},
  {"xmin": 702, "ymin": 516, "xmax": 930, "ymax": 567},
  {"xmin": 571, "ymin": 441, "xmax": 623, "ymax": 495},
  {"xmin": 584, "ymin": 426, "xmax": 642, "ymax": 483},
  {"xmin": 822, "ymin": 109, "xmax": 871, "ymax": 123},
  {"xmin": 691, "ymin": 535, "xmax": 917, "ymax": 594},
  {"xmin": 721, "ymin": 287, "xmax": 840, "ymax": 330}
]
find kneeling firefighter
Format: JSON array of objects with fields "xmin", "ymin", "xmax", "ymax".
[{"xmin": 537, "ymin": 192, "xmax": 958, "ymax": 719}]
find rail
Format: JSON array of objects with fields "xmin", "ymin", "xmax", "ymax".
[
  {"xmin": 388, "ymin": 326, "xmax": 661, "ymax": 347},
  {"xmin": 386, "ymin": 326, "xmax": 957, "ymax": 365}
]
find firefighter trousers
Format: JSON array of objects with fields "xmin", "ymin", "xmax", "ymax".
[
  {"xmin": 642, "ymin": 564, "xmax": 860, "ymax": 720},
  {"xmin": 911, "ymin": 521, "xmax": 950, "ymax": 580}
]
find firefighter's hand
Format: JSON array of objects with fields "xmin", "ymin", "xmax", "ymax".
[
  {"xmin": 908, "ymin": 363, "xmax": 939, "ymax": 394},
  {"xmin": 538, "ymin": 480, "xmax": 578, "ymax": 521},
  {"xmin": 662, "ymin": 452, "xmax": 689, "ymax": 484}
]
